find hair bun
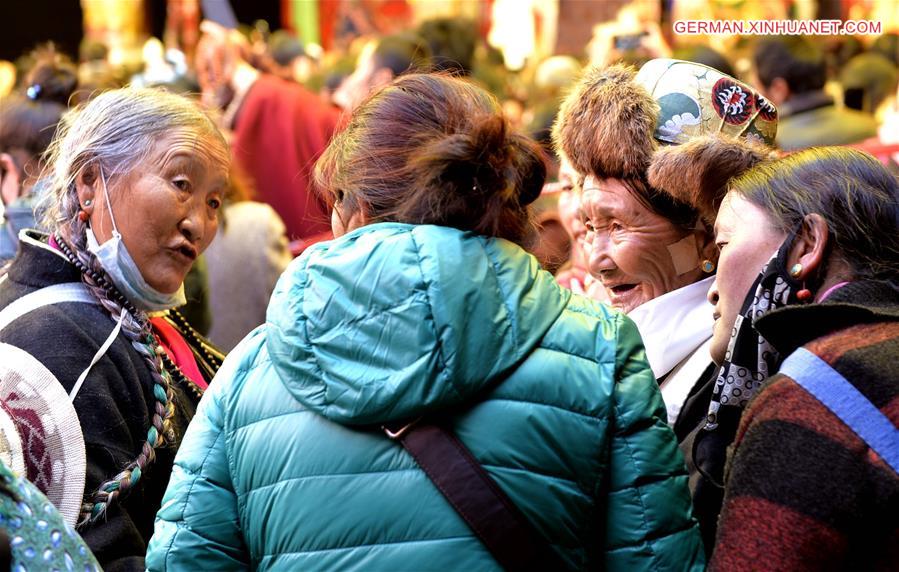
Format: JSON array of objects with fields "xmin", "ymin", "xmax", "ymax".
[
  {"xmin": 409, "ymin": 113, "xmax": 512, "ymax": 202},
  {"xmin": 23, "ymin": 44, "xmax": 78, "ymax": 106},
  {"xmin": 468, "ymin": 114, "xmax": 516, "ymax": 200},
  {"xmin": 469, "ymin": 114, "xmax": 508, "ymax": 166},
  {"xmin": 410, "ymin": 113, "xmax": 547, "ymax": 209}
]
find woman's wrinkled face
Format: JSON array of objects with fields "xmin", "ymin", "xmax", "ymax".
[
  {"xmin": 580, "ymin": 175, "xmax": 702, "ymax": 313},
  {"xmin": 89, "ymin": 130, "xmax": 229, "ymax": 293},
  {"xmin": 707, "ymin": 193, "xmax": 786, "ymax": 364}
]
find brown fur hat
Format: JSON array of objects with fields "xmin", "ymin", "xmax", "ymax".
[
  {"xmin": 647, "ymin": 135, "xmax": 777, "ymax": 226},
  {"xmin": 552, "ymin": 64, "xmax": 658, "ymax": 180}
]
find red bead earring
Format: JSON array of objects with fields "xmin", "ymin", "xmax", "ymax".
[
  {"xmin": 790, "ymin": 262, "xmax": 813, "ymax": 302},
  {"xmin": 78, "ymin": 199, "xmax": 92, "ymax": 222}
]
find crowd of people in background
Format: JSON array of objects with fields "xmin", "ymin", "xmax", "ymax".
[{"xmin": 0, "ymin": 7, "xmax": 897, "ymax": 572}]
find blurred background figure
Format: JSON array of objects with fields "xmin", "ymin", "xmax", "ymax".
[
  {"xmin": 840, "ymin": 51, "xmax": 898, "ymax": 115},
  {"xmin": 130, "ymin": 37, "xmax": 177, "ymax": 88},
  {"xmin": 417, "ymin": 16, "xmax": 477, "ymax": 75},
  {"xmin": 196, "ymin": 20, "xmax": 339, "ymax": 246},
  {"xmin": 76, "ymin": 39, "xmax": 122, "ymax": 99},
  {"xmin": 671, "ymin": 45, "xmax": 734, "ymax": 76},
  {"xmin": 753, "ymin": 35, "xmax": 879, "ymax": 150},
  {"xmin": 332, "ymin": 31, "xmax": 431, "ymax": 110},
  {"xmin": 203, "ymin": 168, "xmax": 292, "ymax": 352},
  {"xmin": 267, "ymin": 29, "xmax": 318, "ymax": 84},
  {"xmin": 0, "ymin": 45, "xmax": 77, "ymax": 264}
]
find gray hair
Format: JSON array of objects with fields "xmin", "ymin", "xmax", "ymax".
[
  {"xmin": 41, "ymin": 87, "xmax": 229, "ymax": 235},
  {"xmin": 33, "ymin": 87, "xmax": 229, "ymax": 524}
]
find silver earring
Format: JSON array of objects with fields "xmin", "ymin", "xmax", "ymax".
[{"xmin": 84, "ymin": 199, "xmax": 93, "ymax": 207}]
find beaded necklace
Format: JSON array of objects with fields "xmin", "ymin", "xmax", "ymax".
[
  {"xmin": 157, "ymin": 309, "xmax": 224, "ymax": 396},
  {"xmin": 158, "ymin": 352, "xmax": 204, "ymax": 399},
  {"xmin": 164, "ymin": 308, "xmax": 225, "ymax": 369}
]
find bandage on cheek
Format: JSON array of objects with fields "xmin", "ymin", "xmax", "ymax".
[{"xmin": 667, "ymin": 233, "xmax": 700, "ymax": 275}]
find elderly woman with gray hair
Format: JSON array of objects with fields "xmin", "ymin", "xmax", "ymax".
[{"xmin": 0, "ymin": 87, "xmax": 229, "ymax": 570}]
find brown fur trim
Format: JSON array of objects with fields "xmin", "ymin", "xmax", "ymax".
[
  {"xmin": 552, "ymin": 64, "xmax": 658, "ymax": 180},
  {"xmin": 647, "ymin": 135, "xmax": 776, "ymax": 225}
]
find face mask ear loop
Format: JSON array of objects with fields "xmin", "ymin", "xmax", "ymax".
[{"xmin": 98, "ymin": 165, "xmax": 121, "ymax": 240}]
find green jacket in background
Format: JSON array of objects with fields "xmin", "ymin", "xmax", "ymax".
[{"xmin": 147, "ymin": 223, "xmax": 705, "ymax": 571}]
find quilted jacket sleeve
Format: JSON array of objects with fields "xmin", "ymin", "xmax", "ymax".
[
  {"xmin": 603, "ymin": 314, "xmax": 706, "ymax": 571},
  {"xmin": 146, "ymin": 364, "xmax": 249, "ymax": 571}
]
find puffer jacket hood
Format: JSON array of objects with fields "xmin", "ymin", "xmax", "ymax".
[{"xmin": 266, "ymin": 223, "xmax": 570, "ymax": 426}]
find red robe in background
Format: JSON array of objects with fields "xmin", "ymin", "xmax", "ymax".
[{"xmin": 231, "ymin": 74, "xmax": 341, "ymax": 241}]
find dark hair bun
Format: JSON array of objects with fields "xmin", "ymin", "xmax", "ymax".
[
  {"xmin": 409, "ymin": 114, "xmax": 507, "ymax": 197},
  {"xmin": 411, "ymin": 114, "xmax": 546, "ymax": 206},
  {"xmin": 24, "ymin": 45, "xmax": 78, "ymax": 106}
]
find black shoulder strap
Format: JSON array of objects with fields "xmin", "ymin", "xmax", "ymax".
[{"xmin": 384, "ymin": 420, "xmax": 565, "ymax": 571}]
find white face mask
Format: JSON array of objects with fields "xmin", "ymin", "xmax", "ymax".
[{"xmin": 85, "ymin": 167, "xmax": 187, "ymax": 312}]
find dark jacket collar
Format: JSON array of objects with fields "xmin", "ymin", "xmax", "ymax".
[
  {"xmin": 6, "ymin": 230, "xmax": 81, "ymax": 289},
  {"xmin": 779, "ymin": 90, "xmax": 834, "ymax": 119},
  {"xmin": 755, "ymin": 280, "xmax": 899, "ymax": 356}
]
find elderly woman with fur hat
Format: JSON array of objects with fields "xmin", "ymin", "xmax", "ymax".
[
  {"xmin": 555, "ymin": 60, "xmax": 781, "ymax": 553},
  {"xmin": 553, "ymin": 60, "xmax": 777, "ymax": 432}
]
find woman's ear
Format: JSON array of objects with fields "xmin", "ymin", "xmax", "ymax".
[
  {"xmin": 74, "ymin": 163, "xmax": 99, "ymax": 210},
  {"xmin": 696, "ymin": 226, "xmax": 718, "ymax": 264},
  {"xmin": 331, "ymin": 196, "xmax": 370, "ymax": 237},
  {"xmin": 788, "ymin": 214, "xmax": 829, "ymax": 279}
]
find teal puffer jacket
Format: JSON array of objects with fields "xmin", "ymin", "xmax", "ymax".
[{"xmin": 147, "ymin": 223, "xmax": 704, "ymax": 571}]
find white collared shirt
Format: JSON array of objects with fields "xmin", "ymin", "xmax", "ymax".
[{"xmin": 628, "ymin": 276, "xmax": 716, "ymax": 424}]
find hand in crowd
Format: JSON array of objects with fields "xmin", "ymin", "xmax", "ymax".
[{"xmin": 587, "ymin": 19, "xmax": 671, "ymax": 68}]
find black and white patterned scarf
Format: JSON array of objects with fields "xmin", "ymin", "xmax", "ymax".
[{"xmin": 705, "ymin": 232, "xmax": 801, "ymax": 430}]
